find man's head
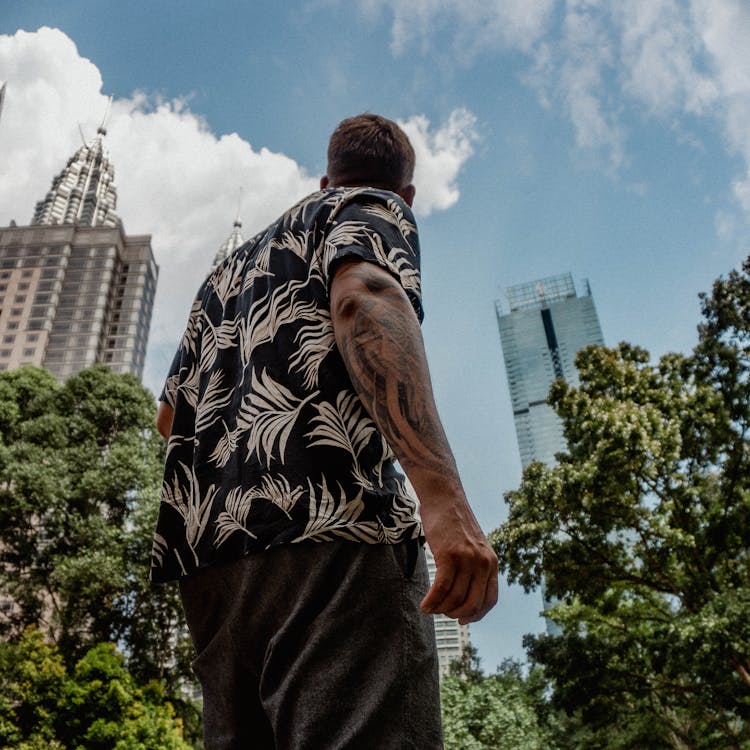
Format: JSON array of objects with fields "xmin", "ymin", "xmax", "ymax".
[{"xmin": 321, "ymin": 114, "xmax": 416, "ymax": 206}]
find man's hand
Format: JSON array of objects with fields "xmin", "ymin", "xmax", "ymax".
[
  {"xmin": 420, "ymin": 502, "xmax": 498, "ymax": 624},
  {"xmin": 330, "ymin": 258, "xmax": 498, "ymax": 623}
]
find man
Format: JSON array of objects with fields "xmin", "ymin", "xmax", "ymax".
[{"xmin": 153, "ymin": 114, "xmax": 497, "ymax": 749}]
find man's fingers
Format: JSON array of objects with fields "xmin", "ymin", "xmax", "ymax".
[
  {"xmin": 432, "ymin": 570, "xmax": 472, "ymax": 616},
  {"xmin": 457, "ymin": 566, "xmax": 499, "ymax": 625},
  {"xmin": 420, "ymin": 563, "xmax": 455, "ymax": 614}
]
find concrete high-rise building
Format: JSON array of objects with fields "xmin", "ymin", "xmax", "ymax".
[
  {"xmin": 0, "ymin": 114, "xmax": 157, "ymax": 381},
  {"xmin": 425, "ymin": 543, "xmax": 470, "ymax": 677},
  {"xmin": 496, "ymin": 273, "xmax": 604, "ymax": 633},
  {"xmin": 496, "ymin": 273, "xmax": 604, "ymax": 468}
]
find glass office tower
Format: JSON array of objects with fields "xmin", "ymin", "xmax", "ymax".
[{"xmin": 496, "ymin": 273, "xmax": 604, "ymax": 468}]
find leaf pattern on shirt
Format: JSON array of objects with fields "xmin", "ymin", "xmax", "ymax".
[
  {"xmin": 293, "ymin": 477, "xmax": 381, "ymax": 544},
  {"xmin": 152, "ymin": 189, "xmax": 425, "ymax": 582},
  {"xmin": 215, "ymin": 486, "xmax": 258, "ymax": 547},
  {"xmin": 249, "ymin": 475, "xmax": 304, "ymax": 520},
  {"xmin": 288, "ymin": 313, "xmax": 335, "ymax": 390},
  {"xmin": 237, "ymin": 368, "xmax": 319, "ymax": 468},
  {"xmin": 162, "ymin": 461, "xmax": 218, "ymax": 565},
  {"xmin": 240, "ymin": 279, "xmax": 320, "ymax": 368},
  {"xmin": 305, "ymin": 390, "xmax": 377, "ymax": 460},
  {"xmin": 362, "ymin": 199, "xmax": 416, "ymax": 246},
  {"xmin": 194, "ymin": 370, "xmax": 233, "ymax": 433}
]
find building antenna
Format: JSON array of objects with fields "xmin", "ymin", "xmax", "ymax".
[
  {"xmin": 0, "ymin": 82, "xmax": 6, "ymax": 128},
  {"xmin": 97, "ymin": 95, "xmax": 113, "ymax": 136},
  {"xmin": 78, "ymin": 123, "xmax": 87, "ymax": 146},
  {"xmin": 234, "ymin": 186, "xmax": 244, "ymax": 227}
]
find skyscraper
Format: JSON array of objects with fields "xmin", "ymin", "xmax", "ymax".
[
  {"xmin": 496, "ymin": 273, "xmax": 604, "ymax": 633},
  {"xmin": 0, "ymin": 114, "xmax": 157, "ymax": 381},
  {"xmin": 496, "ymin": 273, "xmax": 604, "ymax": 468}
]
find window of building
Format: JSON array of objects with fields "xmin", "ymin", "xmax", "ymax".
[
  {"xmin": 23, "ymin": 348, "xmax": 34, "ymax": 357},
  {"xmin": 0, "ymin": 349, "xmax": 10, "ymax": 358},
  {"xmin": 26, "ymin": 334, "xmax": 39, "ymax": 342},
  {"xmin": 14, "ymin": 295, "xmax": 25, "ymax": 303},
  {"xmin": 21, "ymin": 270, "xmax": 33, "ymax": 278},
  {"xmin": 0, "ymin": 272, "xmax": 9, "ymax": 279},
  {"xmin": 0, "ymin": 284, "xmax": 6, "ymax": 292},
  {"xmin": 11, "ymin": 308, "xmax": 22, "ymax": 317},
  {"xmin": 7, "ymin": 322, "xmax": 18, "ymax": 330},
  {"xmin": 18, "ymin": 282, "xmax": 30, "ymax": 291}
]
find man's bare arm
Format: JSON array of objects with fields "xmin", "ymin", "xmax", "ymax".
[
  {"xmin": 330, "ymin": 259, "xmax": 498, "ymax": 624},
  {"xmin": 156, "ymin": 401, "xmax": 174, "ymax": 439}
]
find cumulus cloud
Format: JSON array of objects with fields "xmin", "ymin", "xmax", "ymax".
[
  {"xmin": 401, "ymin": 109, "xmax": 478, "ymax": 214},
  {"xmin": 0, "ymin": 27, "xmax": 477, "ymax": 393}
]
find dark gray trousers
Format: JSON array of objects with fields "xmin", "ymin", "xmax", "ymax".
[{"xmin": 179, "ymin": 540, "xmax": 443, "ymax": 749}]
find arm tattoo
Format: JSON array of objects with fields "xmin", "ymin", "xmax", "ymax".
[{"xmin": 335, "ymin": 270, "xmax": 460, "ymax": 484}]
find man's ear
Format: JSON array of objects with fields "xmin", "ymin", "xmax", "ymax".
[
  {"xmin": 399, "ymin": 184, "xmax": 415, "ymax": 207},
  {"xmin": 320, "ymin": 175, "xmax": 330, "ymax": 189}
]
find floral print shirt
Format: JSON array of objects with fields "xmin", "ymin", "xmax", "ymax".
[{"xmin": 151, "ymin": 188, "xmax": 424, "ymax": 582}]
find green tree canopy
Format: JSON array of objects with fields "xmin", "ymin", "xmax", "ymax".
[
  {"xmin": 492, "ymin": 258, "xmax": 750, "ymax": 748},
  {"xmin": 441, "ymin": 648, "xmax": 554, "ymax": 750},
  {"xmin": 0, "ymin": 628, "xmax": 191, "ymax": 750},
  {"xmin": 0, "ymin": 365, "xmax": 190, "ymax": 686}
]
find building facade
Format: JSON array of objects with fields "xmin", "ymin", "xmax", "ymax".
[
  {"xmin": 496, "ymin": 273, "xmax": 604, "ymax": 468},
  {"xmin": 0, "ymin": 122, "xmax": 157, "ymax": 381}
]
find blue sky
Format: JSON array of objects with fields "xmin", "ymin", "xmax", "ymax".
[{"xmin": 2, "ymin": 0, "xmax": 750, "ymax": 671}]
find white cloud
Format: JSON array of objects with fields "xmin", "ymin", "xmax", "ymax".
[
  {"xmin": 400, "ymin": 109, "xmax": 478, "ymax": 214},
  {"xmin": 359, "ymin": 0, "xmax": 554, "ymax": 57},
  {"xmin": 524, "ymin": 0, "xmax": 750, "ymax": 215},
  {"xmin": 0, "ymin": 27, "xmax": 477, "ymax": 393},
  {"xmin": 527, "ymin": 2, "xmax": 626, "ymax": 171}
]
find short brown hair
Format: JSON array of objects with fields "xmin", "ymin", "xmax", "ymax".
[{"xmin": 326, "ymin": 114, "xmax": 415, "ymax": 190}]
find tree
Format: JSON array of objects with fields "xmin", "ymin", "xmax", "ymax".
[
  {"xmin": 440, "ymin": 646, "xmax": 554, "ymax": 750},
  {"xmin": 0, "ymin": 366, "xmax": 191, "ymax": 687},
  {"xmin": 0, "ymin": 628, "xmax": 191, "ymax": 749},
  {"xmin": 492, "ymin": 258, "xmax": 750, "ymax": 748}
]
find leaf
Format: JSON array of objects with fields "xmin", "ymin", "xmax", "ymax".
[
  {"xmin": 239, "ymin": 278, "xmax": 320, "ymax": 369},
  {"xmin": 248, "ymin": 475, "xmax": 304, "ymax": 519},
  {"xmin": 236, "ymin": 368, "xmax": 319, "ymax": 467},
  {"xmin": 361, "ymin": 199, "xmax": 416, "ymax": 248},
  {"xmin": 214, "ymin": 487, "xmax": 257, "ymax": 547},
  {"xmin": 288, "ymin": 313, "xmax": 335, "ymax": 389},
  {"xmin": 292, "ymin": 476, "xmax": 381, "ymax": 543},
  {"xmin": 161, "ymin": 461, "xmax": 217, "ymax": 563},
  {"xmin": 305, "ymin": 390, "xmax": 376, "ymax": 459},
  {"xmin": 194, "ymin": 370, "xmax": 233, "ymax": 433}
]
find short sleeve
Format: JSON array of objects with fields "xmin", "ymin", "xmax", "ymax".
[
  {"xmin": 159, "ymin": 346, "xmax": 182, "ymax": 407},
  {"xmin": 323, "ymin": 190, "xmax": 424, "ymax": 323}
]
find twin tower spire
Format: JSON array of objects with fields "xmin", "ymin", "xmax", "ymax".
[
  {"xmin": 32, "ymin": 98, "xmax": 118, "ymax": 228},
  {"xmin": 31, "ymin": 97, "xmax": 244, "ymax": 264}
]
